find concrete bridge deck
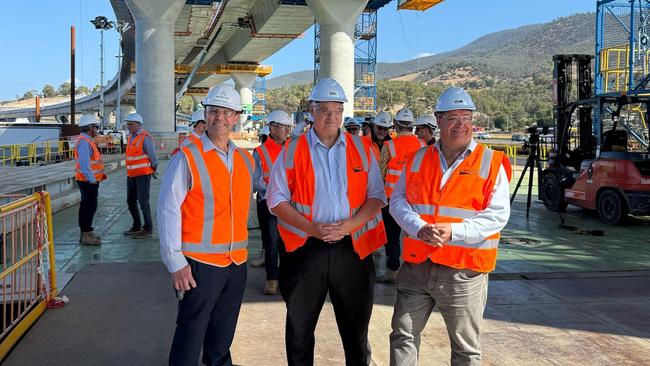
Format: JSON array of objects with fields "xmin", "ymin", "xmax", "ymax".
[{"xmin": 2, "ymin": 160, "xmax": 649, "ymax": 365}]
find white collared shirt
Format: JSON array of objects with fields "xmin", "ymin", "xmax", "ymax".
[
  {"xmin": 389, "ymin": 139, "xmax": 510, "ymax": 244},
  {"xmin": 266, "ymin": 128, "xmax": 387, "ymax": 223},
  {"xmin": 157, "ymin": 133, "xmax": 239, "ymax": 273}
]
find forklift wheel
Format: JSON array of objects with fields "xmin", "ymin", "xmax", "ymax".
[
  {"xmin": 597, "ymin": 189, "xmax": 629, "ymax": 225},
  {"xmin": 541, "ymin": 170, "xmax": 568, "ymax": 212}
]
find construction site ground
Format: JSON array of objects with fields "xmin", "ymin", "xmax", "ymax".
[{"xmin": 3, "ymin": 161, "xmax": 649, "ymax": 365}]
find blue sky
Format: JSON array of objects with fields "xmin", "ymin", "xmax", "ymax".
[{"xmin": 0, "ymin": 0, "xmax": 594, "ymax": 101}]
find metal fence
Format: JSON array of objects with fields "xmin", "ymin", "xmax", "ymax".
[{"xmin": 0, "ymin": 192, "xmax": 57, "ymax": 360}]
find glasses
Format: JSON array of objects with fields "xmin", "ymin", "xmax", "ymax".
[
  {"xmin": 205, "ymin": 107, "xmax": 237, "ymax": 118},
  {"xmin": 345, "ymin": 127, "xmax": 360, "ymax": 133},
  {"xmin": 314, "ymin": 106, "xmax": 344, "ymax": 117},
  {"xmin": 374, "ymin": 126, "xmax": 391, "ymax": 131},
  {"xmin": 440, "ymin": 115, "xmax": 472, "ymax": 124}
]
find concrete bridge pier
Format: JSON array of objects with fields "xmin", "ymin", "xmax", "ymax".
[
  {"xmin": 231, "ymin": 72, "xmax": 258, "ymax": 130},
  {"xmin": 306, "ymin": 0, "xmax": 369, "ymax": 117}
]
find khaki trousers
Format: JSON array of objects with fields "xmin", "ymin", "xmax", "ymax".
[{"xmin": 390, "ymin": 261, "xmax": 488, "ymax": 366}]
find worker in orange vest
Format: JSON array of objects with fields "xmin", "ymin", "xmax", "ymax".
[
  {"xmin": 158, "ymin": 83, "xmax": 254, "ymax": 365},
  {"xmin": 180, "ymin": 108, "xmax": 207, "ymax": 148},
  {"xmin": 389, "ymin": 87, "xmax": 512, "ymax": 366},
  {"xmin": 123, "ymin": 112, "xmax": 158, "ymax": 239},
  {"xmin": 414, "ymin": 114, "xmax": 438, "ymax": 146},
  {"xmin": 267, "ymin": 78, "xmax": 387, "ymax": 365},
  {"xmin": 74, "ymin": 114, "xmax": 106, "ymax": 246},
  {"xmin": 250, "ymin": 110, "xmax": 293, "ymax": 296},
  {"xmin": 377, "ymin": 107, "xmax": 425, "ymax": 283}
]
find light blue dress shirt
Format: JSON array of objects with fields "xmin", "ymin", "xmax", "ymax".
[
  {"xmin": 76, "ymin": 132, "xmax": 96, "ymax": 183},
  {"xmin": 266, "ymin": 128, "xmax": 387, "ymax": 224}
]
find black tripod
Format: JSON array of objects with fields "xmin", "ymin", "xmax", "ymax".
[{"xmin": 510, "ymin": 130, "xmax": 543, "ymax": 217}]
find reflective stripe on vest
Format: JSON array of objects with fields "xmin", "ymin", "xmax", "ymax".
[
  {"xmin": 384, "ymin": 135, "xmax": 425, "ymax": 198},
  {"xmin": 126, "ymin": 131, "xmax": 154, "ymax": 177},
  {"xmin": 256, "ymin": 139, "xmax": 282, "ymax": 184},
  {"xmin": 74, "ymin": 135, "xmax": 106, "ymax": 182},
  {"xmin": 403, "ymin": 144, "xmax": 507, "ymax": 272},
  {"xmin": 180, "ymin": 141, "xmax": 253, "ymax": 265}
]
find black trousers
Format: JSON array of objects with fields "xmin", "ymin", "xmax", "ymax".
[
  {"xmin": 127, "ymin": 174, "xmax": 152, "ymax": 231},
  {"xmin": 256, "ymin": 199, "xmax": 284, "ymax": 280},
  {"xmin": 77, "ymin": 180, "xmax": 99, "ymax": 232},
  {"xmin": 382, "ymin": 204, "xmax": 402, "ymax": 271},
  {"xmin": 279, "ymin": 236, "xmax": 375, "ymax": 366},
  {"xmin": 169, "ymin": 258, "xmax": 247, "ymax": 366}
]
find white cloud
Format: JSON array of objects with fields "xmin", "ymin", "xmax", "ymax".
[{"xmin": 416, "ymin": 52, "xmax": 435, "ymax": 59}]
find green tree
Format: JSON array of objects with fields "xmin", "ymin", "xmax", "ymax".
[
  {"xmin": 42, "ymin": 84, "xmax": 56, "ymax": 98},
  {"xmin": 57, "ymin": 82, "xmax": 71, "ymax": 96},
  {"xmin": 76, "ymin": 85, "xmax": 91, "ymax": 95},
  {"xmin": 177, "ymin": 95, "xmax": 195, "ymax": 115},
  {"xmin": 92, "ymin": 84, "xmax": 101, "ymax": 93},
  {"xmin": 21, "ymin": 90, "xmax": 35, "ymax": 100}
]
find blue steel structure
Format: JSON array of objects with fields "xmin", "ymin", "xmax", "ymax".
[
  {"xmin": 251, "ymin": 76, "xmax": 267, "ymax": 122},
  {"xmin": 595, "ymin": 0, "xmax": 650, "ymax": 95}
]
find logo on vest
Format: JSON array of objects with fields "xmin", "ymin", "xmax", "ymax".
[
  {"xmin": 459, "ymin": 169, "xmax": 478, "ymax": 176},
  {"xmin": 352, "ymin": 166, "xmax": 365, "ymax": 173}
]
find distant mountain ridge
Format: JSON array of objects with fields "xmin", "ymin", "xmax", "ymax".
[{"xmin": 267, "ymin": 12, "xmax": 595, "ymax": 89}]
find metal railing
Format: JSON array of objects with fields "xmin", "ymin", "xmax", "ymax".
[{"xmin": 0, "ymin": 192, "xmax": 57, "ymax": 361}]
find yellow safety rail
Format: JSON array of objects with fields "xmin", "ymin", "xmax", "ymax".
[
  {"xmin": 0, "ymin": 192, "xmax": 57, "ymax": 361},
  {"xmin": 600, "ymin": 45, "xmax": 650, "ymax": 94},
  {"xmin": 398, "ymin": 0, "xmax": 444, "ymax": 11}
]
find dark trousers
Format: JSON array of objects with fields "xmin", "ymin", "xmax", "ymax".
[
  {"xmin": 279, "ymin": 236, "xmax": 375, "ymax": 366},
  {"xmin": 256, "ymin": 199, "xmax": 284, "ymax": 280},
  {"xmin": 127, "ymin": 174, "xmax": 152, "ymax": 231},
  {"xmin": 169, "ymin": 258, "xmax": 247, "ymax": 366},
  {"xmin": 382, "ymin": 204, "xmax": 402, "ymax": 271},
  {"xmin": 77, "ymin": 180, "xmax": 99, "ymax": 232}
]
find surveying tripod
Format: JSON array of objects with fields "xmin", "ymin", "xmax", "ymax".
[{"xmin": 510, "ymin": 128, "xmax": 543, "ymax": 217}]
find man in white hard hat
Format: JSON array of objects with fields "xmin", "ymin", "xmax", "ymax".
[
  {"xmin": 251, "ymin": 110, "xmax": 292, "ymax": 295},
  {"xmin": 414, "ymin": 114, "xmax": 438, "ymax": 145},
  {"xmin": 343, "ymin": 116, "xmax": 362, "ymax": 135},
  {"xmin": 389, "ymin": 87, "xmax": 512, "ymax": 365},
  {"xmin": 74, "ymin": 114, "xmax": 106, "ymax": 246},
  {"xmin": 259, "ymin": 125, "xmax": 270, "ymax": 143},
  {"xmin": 123, "ymin": 112, "xmax": 158, "ymax": 239},
  {"xmin": 377, "ymin": 107, "xmax": 425, "ymax": 284},
  {"xmin": 158, "ymin": 83, "xmax": 254, "ymax": 365},
  {"xmin": 180, "ymin": 108, "xmax": 207, "ymax": 147},
  {"xmin": 266, "ymin": 78, "xmax": 387, "ymax": 365},
  {"xmin": 291, "ymin": 112, "xmax": 313, "ymax": 137}
]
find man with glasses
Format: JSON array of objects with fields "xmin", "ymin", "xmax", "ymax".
[
  {"xmin": 267, "ymin": 78, "xmax": 387, "ymax": 365},
  {"xmin": 344, "ymin": 116, "xmax": 361, "ymax": 135},
  {"xmin": 414, "ymin": 114, "xmax": 438, "ymax": 146},
  {"xmin": 159, "ymin": 83, "xmax": 254, "ymax": 365},
  {"xmin": 74, "ymin": 114, "xmax": 106, "ymax": 246},
  {"xmin": 181, "ymin": 108, "xmax": 207, "ymax": 147},
  {"xmin": 389, "ymin": 87, "xmax": 512, "ymax": 365},
  {"xmin": 251, "ymin": 110, "xmax": 293, "ymax": 295},
  {"xmin": 377, "ymin": 107, "xmax": 425, "ymax": 284}
]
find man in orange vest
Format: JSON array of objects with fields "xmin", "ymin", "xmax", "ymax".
[
  {"xmin": 123, "ymin": 112, "xmax": 158, "ymax": 239},
  {"xmin": 377, "ymin": 107, "xmax": 425, "ymax": 284},
  {"xmin": 74, "ymin": 114, "xmax": 106, "ymax": 246},
  {"xmin": 251, "ymin": 110, "xmax": 292, "ymax": 295},
  {"xmin": 389, "ymin": 87, "xmax": 511, "ymax": 366},
  {"xmin": 180, "ymin": 108, "xmax": 206, "ymax": 148},
  {"xmin": 267, "ymin": 78, "xmax": 387, "ymax": 365},
  {"xmin": 158, "ymin": 83, "xmax": 254, "ymax": 365}
]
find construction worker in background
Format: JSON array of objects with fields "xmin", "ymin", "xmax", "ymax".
[
  {"xmin": 158, "ymin": 83, "xmax": 254, "ymax": 365},
  {"xmin": 389, "ymin": 87, "xmax": 512, "ymax": 366},
  {"xmin": 377, "ymin": 107, "xmax": 425, "ymax": 284},
  {"xmin": 414, "ymin": 114, "xmax": 438, "ymax": 145},
  {"xmin": 123, "ymin": 112, "xmax": 158, "ymax": 239},
  {"xmin": 267, "ymin": 78, "xmax": 387, "ymax": 366},
  {"xmin": 259, "ymin": 125, "xmax": 270, "ymax": 144},
  {"xmin": 344, "ymin": 116, "xmax": 361, "ymax": 135},
  {"xmin": 250, "ymin": 110, "xmax": 293, "ymax": 296},
  {"xmin": 369, "ymin": 110, "xmax": 392, "ymax": 164},
  {"xmin": 291, "ymin": 112, "xmax": 313, "ymax": 137},
  {"xmin": 180, "ymin": 108, "xmax": 206, "ymax": 147},
  {"xmin": 74, "ymin": 114, "xmax": 106, "ymax": 246},
  {"xmin": 362, "ymin": 114, "xmax": 374, "ymax": 137}
]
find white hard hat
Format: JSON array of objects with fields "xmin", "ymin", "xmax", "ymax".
[
  {"xmin": 308, "ymin": 78, "xmax": 348, "ymax": 103},
  {"xmin": 202, "ymin": 84, "xmax": 242, "ymax": 111},
  {"xmin": 191, "ymin": 109, "xmax": 205, "ymax": 124},
  {"xmin": 78, "ymin": 114, "xmax": 99, "ymax": 127},
  {"xmin": 125, "ymin": 112, "xmax": 143, "ymax": 124},
  {"xmin": 435, "ymin": 87, "xmax": 476, "ymax": 113},
  {"xmin": 414, "ymin": 114, "xmax": 437, "ymax": 129},
  {"xmin": 395, "ymin": 107, "xmax": 415, "ymax": 124},
  {"xmin": 266, "ymin": 110, "xmax": 293, "ymax": 126},
  {"xmin": 344, "ymin": 117, "xmax": 360, "ymax": 128},
  {"xmin": 260, "ymin": 125, "xmax": 270, "ymax": 136},
  {"xmin": 373, "ymin": 111, "xmax": 392, "ymax": 128}
]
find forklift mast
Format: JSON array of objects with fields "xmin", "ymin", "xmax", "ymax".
[{"xmin": 552, "ymin": 54, "xmax": 594, "ymax": 168}]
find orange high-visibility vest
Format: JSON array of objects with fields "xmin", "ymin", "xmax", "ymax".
[
  {"xmin": 254, "ymin": 138, "xmax": 283, "ymax": 184},
  {"xmin": 278, "ymin": 133, "xmax": 387, "ymax": 259},
  {"xmin": 384, "ymin": 135, "xmax": 425, "ymax": 198},
  {"xmin": 402, "ymin": 144, "xmax": 512, "ymax": 272},
  {"xmin": 126, "ymin": 129, "xmax": 154, "ymax": 177},
  {"xmin": 180, "ymin": 140, "xmax": 254, "ymax": 266},
  {"xmin": 363, "ymin": 136, "xmax": 381, "ymax": 163},
  {"xmin": 74, "ymin": 134, "xmax": 106, "ymax": 182},
  {"xmin": 185, "ymin": 131, "xmax": 201, "ymax": 146}
]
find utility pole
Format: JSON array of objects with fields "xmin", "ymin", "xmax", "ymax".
[
  {"xmin": 115, "ymin": 21, "xmax": 131, "ymax": 129},
  {"xmin": 90, "ymin": 16, "xmax": 114, "ymax": 129}
]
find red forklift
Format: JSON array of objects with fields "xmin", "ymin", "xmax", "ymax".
[{"xmin": 540, "ymin": 54, "xmax": 650, "ymax": 224}]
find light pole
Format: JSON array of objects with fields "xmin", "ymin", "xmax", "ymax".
[
  {"xmin": 115, "ymin": 20, "xmax": 131, "ymax": 129},
  {"xmin": 90, "ymin": 16, "xmax": 114, "ymax": 129}
]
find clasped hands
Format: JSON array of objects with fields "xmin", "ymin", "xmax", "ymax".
[
  {"xmin": 416, "ymin": 223, "xmax": 452, "ymax": 248},
  {"xmin": 308, "ymin": 220, "xmax": 355, "ymax": 243}
]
